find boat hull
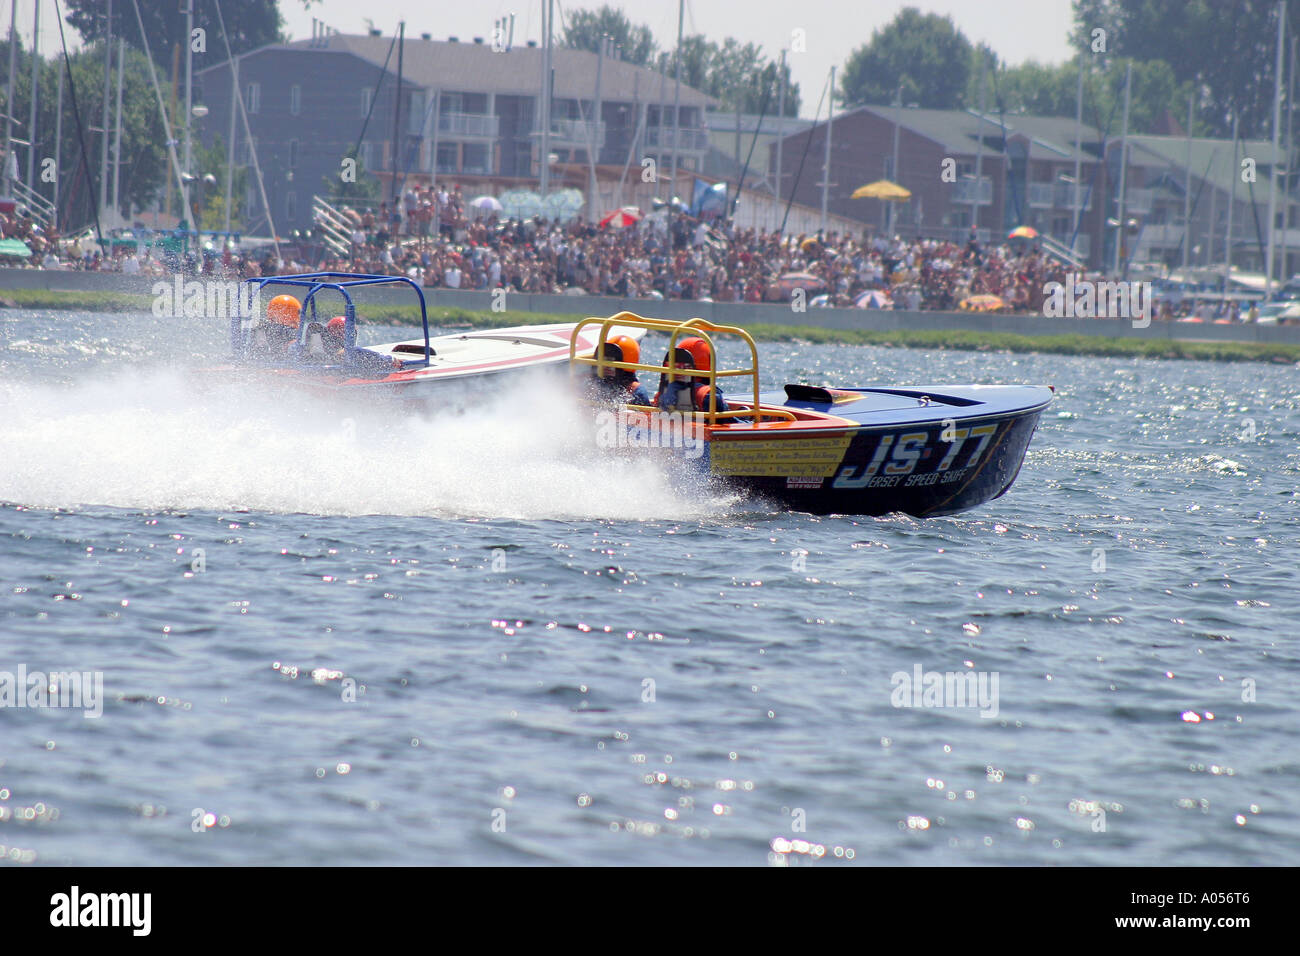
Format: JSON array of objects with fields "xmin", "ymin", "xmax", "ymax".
[
  {"xmin": 617, "ymin": 384, "xmax": 1051, "ymax": 517},
  {"xmin": 707, "ymin": 407, "xmax": 1044, "ymax": 516}
]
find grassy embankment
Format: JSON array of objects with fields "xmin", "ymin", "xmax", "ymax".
[{"xmin": 4, "ymin": 287, "xmax": 1299, "ymax": 364}]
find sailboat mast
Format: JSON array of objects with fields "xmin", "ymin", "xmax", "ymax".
[
  {"xmin": 1266, "ymin": 0, "xmax": 1285, "ymax": 295},
  {"xmin": 112, "ymin": 35, "xmax": 123, "ymax": 222},
  {"xmin": 3, "ymin": 0, "xmax": 17, "ymax": 195},
  {"xmin": 223, "ymin": 53, "xmax": 236, "ymax": 235},
  {"xmin": 99, "ymin": 0, "xmax": 111, "ymax": 225},
  {"xmin": 25, "ymin": 0, "xmax": 38, "ymax": 189},
  {"xmin": 52, "ymin": 60, "xmax": 61, "ymax": 226},
  {"xmin": 390, "ymin": 20, "xmax": 403, "ymax": 206}
]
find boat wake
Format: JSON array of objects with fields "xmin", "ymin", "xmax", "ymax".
[{"xmin": 0, "ymin": 368, "xmax": 735, "ymax": 521}]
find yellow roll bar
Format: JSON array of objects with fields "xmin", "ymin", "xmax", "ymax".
[{"xmin": 569, "ymin": 312, "xmax": 796, "ymax": 425}]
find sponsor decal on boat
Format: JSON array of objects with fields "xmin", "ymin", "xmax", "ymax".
[{"xmin": 710, "ymin": 434, "xmax": 854, "ymax": 477}]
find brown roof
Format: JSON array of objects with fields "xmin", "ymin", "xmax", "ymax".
[{"xmin": 278, "ymin": 34, "xmax": 716, "ymax": 107}]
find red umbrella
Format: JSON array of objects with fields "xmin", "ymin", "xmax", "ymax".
[{"xmin": 599, "ymin": 207, "xmax": 642, "ymax": 229}]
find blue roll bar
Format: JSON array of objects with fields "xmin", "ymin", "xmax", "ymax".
[{"xmin": 231, "ymin": 272, "xmax": 431, "ymax": 369}]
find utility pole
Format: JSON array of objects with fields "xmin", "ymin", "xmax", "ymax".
[
  {"xmin": 1225, "ymin": 111, "xmax": 1238, "ymax": 290},
  {"xmin": 1113, "ymin": 60, "xmax": 1131, "ymax": 276},
  {"xmin": 774, "ymin": 49, "xmax": 785, "ymax": 203},
  {"xmin": 974, "ymin": 61, "xmax": 987, "ymax": 239},
  {"xmin": 889, "ymin": 82, "xmax": 900, "ymax": 234},
  {"xmin": 539, "ymin": 0, "xmax": 552, "ymax": 197},
  {"xmin": 1073, "ymin": 57, "xmax": 1083, "ymax": 253},
  {"xmin": 390, "ymin": 20, "xmax": 404, "ymax": 206},
  {"xmin": 223, "ymin": 54, "xmax": 237, "ymax": 235},
  {"xmin": 4, "ymin": 0, "xmax": 18, "ymax": 195},
  {"xmin": 820, "ymin": 65, "xmax": 834, "ymax": 233},
  {"xmin": 1266, "ymin": 0, "xmax": 1285, "ymax": 295},
  {"xmin": 25, "ymin": 0, "xmax": 38, "ymax": 189},
  {"xmin": 112, "ymin": 36, "xmax": 124, "ymax": 223},
  {"xmin": 52, "ymin": 62, "xmax": 62, "ymax": 227},
  {"xmin": 1285, "ymin": 35, "xmax": 1296, "ymax": 281},
  {"xmin": 1183, "ymin": 90, "xmax": 1193, "ymax": 273},
  {"xmin": 99, "ymin": 0, "xmax": 112, "ymax": 228},
  {"xmin": 668, "ymin": 0, "xmax": 683, "ymax": 223},
  {"xmin": 588, "ymin": 34, "xmax": 605, "ymax": 222},
  {"xmin": 430, "ymin": 90, "xmax": 440, "ymax": 193},
  {"xmin": 183, "ymin": 0, "xmax": 192, "ymax": 184}
]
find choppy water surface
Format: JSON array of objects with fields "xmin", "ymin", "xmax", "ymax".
[{"xmin": 1, "ymin": 307, "xmax": 1297, "ymax": 866}]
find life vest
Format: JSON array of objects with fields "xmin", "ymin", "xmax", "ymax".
[{"xmin": 655, "ymin": 381, "xmax": 725, "ymax": 413}]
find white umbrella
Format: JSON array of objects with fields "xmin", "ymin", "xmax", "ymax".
[{"xmin": 469, "ymin": 195, "xmax": 503, "ymax": 215}]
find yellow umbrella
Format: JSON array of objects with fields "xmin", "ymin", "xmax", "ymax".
[
  {"xmin": 1008, "ymin": 225, "xmax": 1039, "ymax": 239},
  {"xmin": 851, "ymin": 179, "xmax": 911, "ymax": 201}
]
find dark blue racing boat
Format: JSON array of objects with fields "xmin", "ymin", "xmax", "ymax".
[{"xmin": 573, "ymin": 315, "xmax": 1052, "ymax": 517}]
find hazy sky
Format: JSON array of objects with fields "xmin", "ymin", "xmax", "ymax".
[{"xmin": 24, "ymin": 0, "xmax": 1079, "ymax": 117}]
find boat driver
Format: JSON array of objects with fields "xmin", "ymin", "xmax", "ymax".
[
  {"xmin": 253, "ymin": 294, "xmax": 303, "ymax": 355},
  {"xmin": 321, "ymin": 317, "xmax": 405, "ymax": 375},
  {"xmin": 652, "ymin": 336, "xmax": 728, "ymax": 414},
  {"xmin": 588, "ymin": 334, "xmax": 652, "ymax": 406}
]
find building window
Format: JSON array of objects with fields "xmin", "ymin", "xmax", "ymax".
[
  {"xmin": 288, "ymin": 139, "xmax": 298, "ymax": 169},
  {"xmin": 408, "ymin": 91, "xmax": 425, "ymax": 133},
  {"xmin": 247, "ymin": 82, "xmax": 260, "ymax": 114},
  {"xmin": 290, "ymin": 84, "xmax": 301, "ymax": 115},
  {"xmin": 361, "ymin": 87, "xmax": 373, "ymax": 118},
  {"xmin": 286, "ymin": 191, "xmax": 297, "ymax": 220},
  {"xmin": 462, "ymin": 142, "xmax": 489, "ymax": 175},
  {"xmin": 435, "ymin": 142, "xmax": 457, "ymax": 174}
]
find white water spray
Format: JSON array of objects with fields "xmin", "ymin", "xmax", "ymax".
[{"xmin": 0, "ymin": 368, "xmax": 732, "ymax": 521}]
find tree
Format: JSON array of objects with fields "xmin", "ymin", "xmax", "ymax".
[
  {"xmin": 0, "ymin": 38, "xmax": 170, "ymax": 230},
  {"xmin": 63, "ymin": 0, "xmax": 301, "ymax": 65},
  {"xmin": 190, "ymin": 135, "xmax": 246, "ymax": 231},
  {"xmin": 840, "ymin": 7, "xmax": 974, "ymax": 110},
  {"xmin": 562, "ymin": 6, "xmax": 658, "ymax": 67},
  {"xmin": 1068, "ymin": 0, "xmax": 1297, "ymax": 139},
  {"xmin": 652, "ymin": 36, "xmax": 801, "ymax": 116},
  {"xmin": 321, "ymin": 155, "xmax": 380, "ymax": 204}
]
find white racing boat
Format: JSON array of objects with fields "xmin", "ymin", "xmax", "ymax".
[{"xmin": 206, "ymin": 272, "xmax": 644, "ymax": 400}]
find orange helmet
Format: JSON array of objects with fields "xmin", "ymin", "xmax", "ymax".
[
  {"xmin": 326, "ymin": 316, "xmax": 347, "ymax": 334},
  {"xmin": 676, "ymin": 336, "xmax": 712, "ymax": 372},
  {"xmin": 602, "ymin": 334, "xmax": 640, "ymax": 366},
  {"xmin": 267, "ymin": 294, "xmax": 302, "ymax": 328}
]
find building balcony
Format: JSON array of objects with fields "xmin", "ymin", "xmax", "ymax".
[
  {"xmin": 1054, "ymin": 183, "xmax": 1092, "ymax": 210},
  {"xmin": 1029, "ymin": 181, "xmax": 1094, "ymax": 210},
  {"xmin": 644, "ymin": 126, "xmax": 710, "ymax": 152},
  {"xmin": 534, "ymin": 118, "xmax": 606, "ymax": 149},
  {"xmin": 1123, "ymin": 187, "xmax": 1154, "ymax": 215},
  {"xmin": 1028, "ymin": 183, "xmax": 1055, "ymax": 208},
  {"xmin": 437, "ymin": 112, "xmax": 500, "ymax": 139},
  {"xmin": 952, "ymin": 176, "xmax": 992, "ymax": 205}
]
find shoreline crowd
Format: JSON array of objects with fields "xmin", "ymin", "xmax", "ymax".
[{"xmin": 0, "ymin": 187, "xmax": 1266, "ymax": 321}]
